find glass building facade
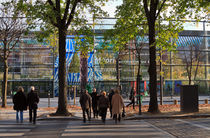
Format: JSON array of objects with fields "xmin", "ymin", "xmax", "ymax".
[{"xmin": 0, "ymin": 19, "xmax": 209, "ymax": 97}]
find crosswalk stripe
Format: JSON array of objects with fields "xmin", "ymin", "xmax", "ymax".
[
  {"xmin": 0, "ymin": 129, "xmax": 31, "ymax": 132},
  {"xmin": 62, "ymin": 132, "xmax": 166, "ymax": 137},
  {"xmin": 62, "ymin": 120, "xmax": 175, "ymax": 137},
  {"xmin": 0, "ymin": 133, "xmax": 24, "ymax": 136},
  {"xmin": 65, "ymin": 128, "xmax": 155, "ymax": 132},
  {"xmin": 67, "ymin": 124, "xmax": 150, "ymax": 128},
  {"xmin": 0, "ymin": 125, "xmax": 35, "ymax": 128}
]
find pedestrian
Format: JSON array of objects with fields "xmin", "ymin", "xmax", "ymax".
[
  {"xmin": 27, "ymin": 86, "xmax": 39, "ymax": 124},
  {"xmin": 13, "ymin": 86, "xmax": 27, "ymax": 123},
  {"xmin": 98, "ymin": 91, "xmax": 109, "ymax": 123},
  {"xmin": 70, "ymin": 87, "xmax": 74, "ymax": 100},
  {"xmin": 108, "ymin": 88, "xmax": 114, "ymax": 118},
  {"xmin": 111, "ymin": 88, "xmax": 125, "ymax": 123},
  {"xmin": 79, "ymin": 89, "xmax": 92, "ymax": 123},
  {"xmin": 126, "ymin": 87, "xmax": 135, "ymax": 110},
  {"xmin": 91, "ymin": 88, "xmax": 98, "ymax": 118}
]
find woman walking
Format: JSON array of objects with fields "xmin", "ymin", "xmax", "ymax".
[
  {"xmin": 13, "ymin": 86, "xmax": 27, "ymax": 123},
  {"xmin": 111, "ymin": 88, "xmax": 125, "ymax": 123}
]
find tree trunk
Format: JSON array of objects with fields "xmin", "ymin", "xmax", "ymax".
[
  {"xmin": 137, "ymin": 56, "xmax": 141, "ymax": 115},
  {"xmin": 80, "ymin": 52, "xmax": 88, "ymax": 92},
  {"xmin": 1, "ymin": 59, "xmax": 8, "ymax": 107},
  {"xmin": 56, "ymin": 26, "xmax": 70, "ymax": 115},
  {"xmin": 148, "ymin": 21, "xmax": 159, "ymax": 113},
  {"xmin": 116, "ymin": 57, "xmax": 120, "ymax": 89}
]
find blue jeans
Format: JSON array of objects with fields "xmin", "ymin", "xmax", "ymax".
[{"xmin": 16, "ymin": 110, "xmax": 23, "ymax": 122}]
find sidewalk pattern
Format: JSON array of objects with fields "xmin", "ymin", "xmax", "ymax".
[{"xmin": 61, "ymin": 120, "xmax": 175, "ymax": 138}]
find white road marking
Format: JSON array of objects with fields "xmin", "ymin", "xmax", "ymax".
[
  {"xmin": 0, "ymin": 133, "xmax": 24, "ymax": 136},
  {"xmin": 62, "ymin": 132, "xmax": 165, "ymax": 136}
]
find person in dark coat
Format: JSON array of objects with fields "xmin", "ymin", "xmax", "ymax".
[
  {"xmin": 79, "ymin": 89, "xmax": 92, "ymax": 123},
  {"xmin": 27, "ymin": 86, "xmax": 39, "ymax": 124},
  {"xmin": 126, "ymin": 87, "xmax": 136, "ymax": 109},
  {"xmin": 98, "ymin": 91, "xmax": 109, "ymax": 123},
  {"xmin": 13, "ymin": 86, "xmax": 27, "ymax": 123},
  {"xmin": 91, "ymin": 88, "xmax": 98, "ymax": 118},
  {"xmin": 108, "ymin": 88, "xmax": 114, "ymax": 118}
]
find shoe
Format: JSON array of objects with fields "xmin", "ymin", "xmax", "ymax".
[{"xmin": 33, "ymin": 121, "xmax": 36, "ymax": 124}]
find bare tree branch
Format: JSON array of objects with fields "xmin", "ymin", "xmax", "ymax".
[
  {"xmin": 143, "ymin": 0, "xmax": 150, "ymax": 20},
  {"xmin": 66, "ymin": 0, "xmax": 80, "ymax": 28},
  {"xmin": 63, "ymin": 0, "xmax": 71, "ymax": 22},
  {"xmin": 155, "ymin": 0, "xmax": 167, "ymax": 20}
]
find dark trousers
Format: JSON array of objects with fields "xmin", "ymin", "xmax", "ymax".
[
  {"xmin": 92, "ymin": 105, "xmax": 98, "ymax": 118},
  {"xmin": 109, "ymin": 105, "xmax": 112, "ymax": 117},
  {"xmin": 99, "ymin": 107, "xmax": 107, "ymax": 122},
  {"xmin": 126, "ymin": 99, "xmax": 135, "ymax": 109},
  {"xmin": 29, "ymin": 108, "xmax": 37, "ymax": 123},
  {"xmin": 113, "ymin": 114, "xmax": 121, "ymax": 123},
  {"xmin": 82, "ymin": 109, "xmax": 90, "ymax": 122}
]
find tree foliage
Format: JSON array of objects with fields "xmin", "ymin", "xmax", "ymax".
[
  {"xmin": 106, "ymin": 0, "xmax": 208, "ymax": 113},
  {"xmin": 17, "ymin": 0, "xmax": 108, "ymax": 115},
  {"xmin": 0, "ymin": 1, "xmax": 27, "ymax": 107}
]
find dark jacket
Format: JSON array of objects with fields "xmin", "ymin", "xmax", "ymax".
[
  {"xmin": 98, "ymin": 95, "xmax": 109, "ymax": 108},
  {"xmin": 27, "ymin": 90, "xmax": 39, "ymax": 109},
  {"xmin": 79, "ymin": 92, "xmax": 92, "ymax": 110},
  {"xmin": 91, "ymin": 92, "xmax": 98, "ymax": 107},
  {"xmin": 108, "ymin": 91, "xmax": 114, "ymax": 106},
  {"xmin": 13, "ymin": 91, "xmax": 27, "ymax": 111}
]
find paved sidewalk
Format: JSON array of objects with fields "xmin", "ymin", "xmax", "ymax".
[{"xmin": 1, "ymin": 96, "xmax": 210, "ymax": 122}]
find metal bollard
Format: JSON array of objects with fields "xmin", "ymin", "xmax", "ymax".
[
  {"xmin": 48, "ymin": 91, "xmax": 50, "ymax": 107},
  {"xmin": 205, "ymin": 99, "xmax": 208, "ymax": 104},
  {"xmin": 174, "ymin": 100, "xmax": 178, "ymax": 105}
]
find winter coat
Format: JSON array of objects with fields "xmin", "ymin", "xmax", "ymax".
[
  {"xmin": 13, "ymin": 91, "xmax": 27, "ymax": 111},
  {"xmin": 79, "ymin": 92, "xmax": 92, "ymax": 110},
  {"xmin": 91, "ymin": 92, "xmax": 98, "ymax": 107},
  {"xmin": 108, "ymin": 91, "xmax": 114, "ymax": 106},
  {"xmin": 111, "ymin": 93, "xmax": 124, "ymax": 114},
  {"xmin": 98, "ymin": 95, "xmax": 109, "ymax": 108},
  {"xmin": 27, "ymin": 91, "xmax": 39, "ymax": 110}
]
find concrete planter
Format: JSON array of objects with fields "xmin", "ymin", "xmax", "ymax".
[{"xmin": 180, "ymin": 85, "xmax": 198, "ymax": 112}]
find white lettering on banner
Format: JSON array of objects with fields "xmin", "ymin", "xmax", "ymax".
[{"xmin": 97, "ymin": 57, "xmax": 115, "ymax": 64}]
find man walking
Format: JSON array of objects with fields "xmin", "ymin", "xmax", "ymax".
[
  {"xmin": 108, "ymin": 88, "xmax": 114, "ymax": 118},
  {"xmin": 91, "ymin": 88, "xmax": 98, "ymax": 118},
  {"xmin": 27, "ymin": 86, "xmax": 39, "ymax": 124},
  {"xmin": 79, "ymin": 89, "xmax": 92, "ymax": 123}
]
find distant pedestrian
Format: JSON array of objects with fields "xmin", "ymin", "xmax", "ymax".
[
  {"xmin": 112, "ymin": 88, "xmax": 125, "ymax": 123},
  {"xmin": 27, "ymin": 86, "xmax": 39, "ymax": 124},
  {"xmin": 70, "ymin": 87, "xmax": 74, "ymax": 100},
  {"xmin": 126, "ymin": 87, "xmax": 135, "ymax": 110},
  {"xmin": 91, "ymin": 88, "xmax": 98, "ymax": 118},
  {"xmin": 79, "ymin": 89, "xmax": 92, "ymax": 123},
  {"xmin": 13, "ymin": 86, "xmax": 27, "ymax": 123},
  {"xmin": 108, "ymin": 88, "xmax": 115, "ymax": 118},
  {"xmin": 98, "ymin": 91, "xmax": 109, "ymax": 123}
]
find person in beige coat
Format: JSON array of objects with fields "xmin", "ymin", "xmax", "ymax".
[{"xmin": 111, "ymin": 88, "xmax": 124, "ymax": 123}]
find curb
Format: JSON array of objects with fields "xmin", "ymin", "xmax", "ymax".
[
  {"xmin": 125, "ymin": 114, "xmax": 210, "ymax": 120},
  {"xmin": 36, "ymin": 114, "xmax": 210, "ymax": 121}
]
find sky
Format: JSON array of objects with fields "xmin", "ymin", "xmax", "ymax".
[{"xmin": 102, "ymin": 0, "xmax": 123, "ymax": 17}]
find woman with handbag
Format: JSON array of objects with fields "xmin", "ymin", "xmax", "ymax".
[{"xmin": 111, "ymin": 88, "xmax": 125, "ymax": 123}]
